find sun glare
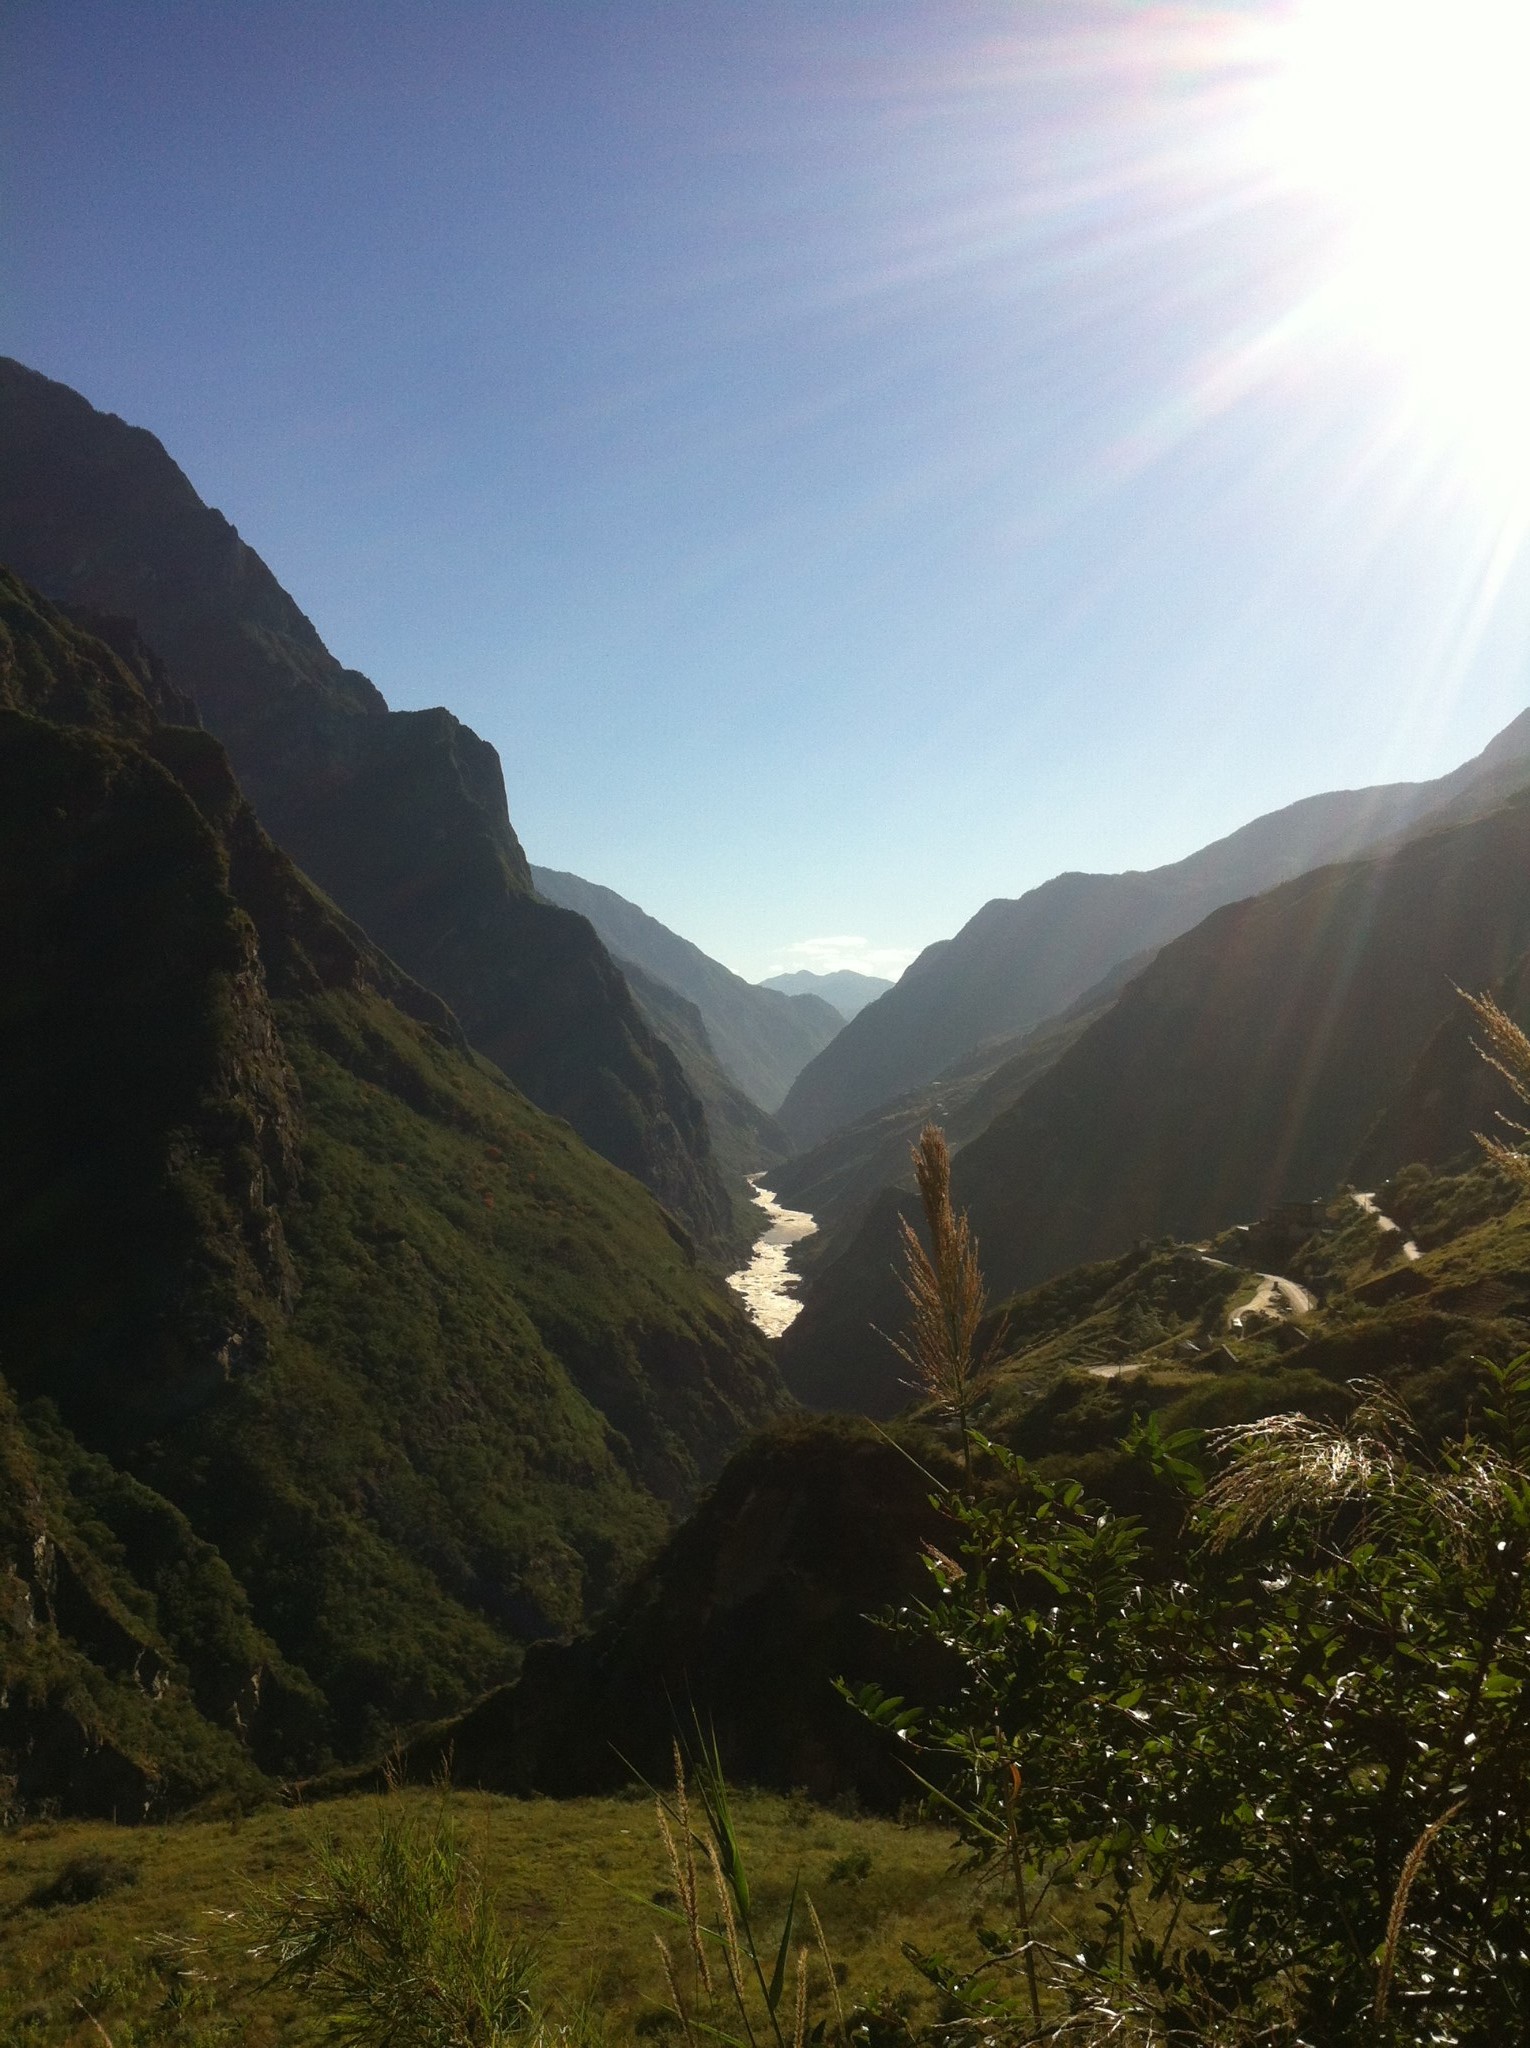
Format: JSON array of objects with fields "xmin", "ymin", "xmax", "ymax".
[{"xmin": 1262, "ymin": 0, "xmax": 1530, "ymax": 473}]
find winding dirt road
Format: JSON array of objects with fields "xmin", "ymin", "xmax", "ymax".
[{"xmin": 1230, "ymin": 1271, "xmax": 1316, "ymax": 1327}]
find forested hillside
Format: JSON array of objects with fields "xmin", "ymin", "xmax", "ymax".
[{"xmin": 0, "ymin": 571, "xmax": 784, "ymax": 1814}]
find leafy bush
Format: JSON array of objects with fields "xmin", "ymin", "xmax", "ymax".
[
  {"xmin": 848, "ymin": 1097, "xmax": 1530, "ymax": 2043},
  {"xmin": 851, "ymin": 1370, "xmax": 1530, "ymax": 2046}
]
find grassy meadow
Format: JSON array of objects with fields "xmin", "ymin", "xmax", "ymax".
[{"xmin": 0, "ymin": 1786, "xmax": 982, "ymax": 2045}]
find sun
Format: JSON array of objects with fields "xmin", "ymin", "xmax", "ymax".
[{"xmin": 1257, "ymin": 0, "xmax": 1530, "ymax": 474}]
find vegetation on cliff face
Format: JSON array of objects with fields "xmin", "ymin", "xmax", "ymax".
[
  {"xmin": 619, "ymin": 957, "xmax": 790, "ymax": 1242},
  {"xmin": 0, "ymin": 356, "xmax": 739, "ymax": 1250},
  {"xmin": 0, "ymin": 568, "xmax": 784, "ymax": 1812},
  {"xmin": 404, "ymin": 1139, "xmax": 1530, "ymax": 1813}
]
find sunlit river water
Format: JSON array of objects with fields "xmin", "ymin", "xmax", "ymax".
[{"xmin": 725, "ymin": 1175, "xmax": 818, "ymax": 1337}]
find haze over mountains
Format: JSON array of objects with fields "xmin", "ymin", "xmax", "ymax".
[
  {"xmin": 531, "ymin": 865, "xmax": 843, "ymax": 1113},
  {"xmin": 777, "ymin": 750, "xmax": 1530, "ymax": 1413},
  {"xmin": 768, "ymin": 957, "xmax": 1143, "ymax": 1234},
  {"xmin": 760, "ymin": 969, "xmax": 893, "ymax": 1019},
  {"xmin": 776, "ymin": 716, "xmax": 1530, "ymax": 1153}
]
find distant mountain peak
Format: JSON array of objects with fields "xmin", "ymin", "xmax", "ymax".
[
  {"xmin": 759, "ymin": 968, "xmax": 894, "ymax": 1020},
  {"xmin": 774, "ymin": 705, "xmax": 1530, "ymax": 1151},
  {"xmin": 531, "ymin": 866, "xmax": 843, "ymax": 1112}
]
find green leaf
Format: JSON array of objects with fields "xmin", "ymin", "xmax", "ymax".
[{"xmin": 766, "ymin": 1870, "xmax": 800, "ymax": 2013}]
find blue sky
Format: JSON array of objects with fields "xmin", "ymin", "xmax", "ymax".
[{"xmin": 5, "ymin": 0, "xmax": 1529, "ymax": 980}]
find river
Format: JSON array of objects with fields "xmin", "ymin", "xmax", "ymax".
[{"xmin": 726, "ymin": 1175, "xmax": 818, "ymax": 1337}]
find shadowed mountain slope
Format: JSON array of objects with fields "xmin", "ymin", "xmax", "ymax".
[
  {"xmin": 395, "ymin": 1416, "xmax": 954, "ymax": 1807},
  {"xmin": 769, "ymin": 953, "xmax": 1147, "ymax": 1238},
  {"xmin": 779, "ymin": 789, "xmax": 1530, "ymax": 1413},
  {"xmin": 531, "ymin": 865, "xmax": 843, "ymax": 1112},
  {"xmin": 1352, "ymin": 951, "xmax": 1530, "ymax": 1185},
  {"xmin": 760, "ymin": 969, "xmax": 893, "ymax": 1019},
  {"xmin": 618, "ymin": 958, "xmax": 789, "ymax": 1202},
  {"xmin": 0, "ymin": 357, "xmax": 734, "ymax": 1249},
  {"xmin": 0, "ymin": 570, "xmax": 784, "ymax": 1813},
  {"xmin": 776, "ymin": 715, "xmax": 1530, "ymax": 1151}
]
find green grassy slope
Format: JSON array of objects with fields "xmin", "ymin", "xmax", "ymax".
[
  {"xmin": 0, "ymin": 1787, "xmax": 978, "ymax": 2048},
  {"xmin": 0, "ymin": 570, "xmax": 785, "ymax": 1810}
]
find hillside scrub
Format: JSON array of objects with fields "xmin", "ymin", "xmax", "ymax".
[
  {"xmin": 849, "ymin": 1379, "xmax": 1530, "ymax": 2043},
  {"xmin": 832, "ymin": 1098, "xmax": 1530, "ymax": 2043}
]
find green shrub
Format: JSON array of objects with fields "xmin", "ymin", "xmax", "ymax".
[{"xmin": 851, "ymin": 1372, "xmax": 1530, "ymax": 2044}]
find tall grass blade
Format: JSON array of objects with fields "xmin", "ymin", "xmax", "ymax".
[{"xmin": 765, "ymin": 1873, "xmax": 799, "ymax": 2015}]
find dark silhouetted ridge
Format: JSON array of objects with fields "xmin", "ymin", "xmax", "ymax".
[{"xmin": 0, "ymin": 357, "xmax": 735, "ymax": 1249}]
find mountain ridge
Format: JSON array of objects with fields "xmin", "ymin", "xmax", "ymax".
[
  {"xmin": 776, "ymin": 713, "xmax": 1530, "ymax": 1151},
  {"xmin": 0, "ymin": 565, "xmax": 786, "ymax": 1811},
  {"xmin": 0, "ymin": 356, "xmax": 737, "ymax": 1251},
  {"xmin": 778, "ymin": 782, "xmax": 1530, "ymax": 1413},
  {"xmin": 759, "ymin": 969, "xmax": 893, "ymax": 1019},
  {"xmin": 531, "ymin": 864, "xmax": 842, "ymax": 1112}
]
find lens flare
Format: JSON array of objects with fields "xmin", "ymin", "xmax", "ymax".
[{"xmin": 1261, "ymin": 0, "xmax": 1530, "ymax": 474}]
